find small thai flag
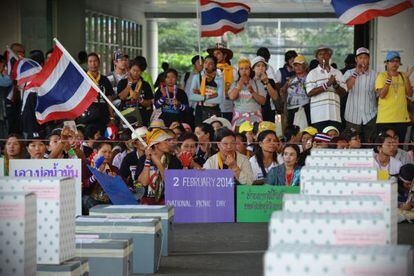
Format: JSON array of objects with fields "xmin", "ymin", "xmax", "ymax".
[
  {"xmin": 199, "ymin": 0, "xmax": 250, "ymax": 37},
  {"xmin": 29, "ymin": 40, "xmax": 99, "ymax": 124},
  {"xmin": 331, "ymin": 0, "xmax": 413, "ymax": 25},
  {"xmin": 11, "ymin": 58, "xmax": 42, "ymax": 86}
]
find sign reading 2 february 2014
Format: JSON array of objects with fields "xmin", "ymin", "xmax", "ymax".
[{"xmin": 165, "ymin": 169, "xmax": 235, "ymax": 223}]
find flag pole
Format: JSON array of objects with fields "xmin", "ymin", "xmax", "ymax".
[
  {"xmin": 196, "ymin": 0, "xmax": 202, "ymax": 63},
  {"xmin": 53, "ymin": 38, "xmax": 147, "ymax": 147}
]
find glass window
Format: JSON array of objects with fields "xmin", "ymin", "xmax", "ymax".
[{"xmin": 85, "ymin": 10, "xmax": 143, "ymax": 74}]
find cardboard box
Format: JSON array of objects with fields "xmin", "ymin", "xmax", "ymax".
[
  {"xmin": 89, "ymin": 204, "xmax": 174, "ymax": 256},
  {"xmin": 75, "ymin": 237, "xmax": 132, "ymax": 276},
  {"xmin": 265, "ymin": 244, "xmax": 413, "ymax": 276},
  {"xmin": 0, "ymin": 177, "xmax": 76, "ymax": 264},
  {"xmin": 269, "ymin": 211, "xmax": 389, "ymax": 246},
  {"xmin": 305, "ymin": 155, "xmax": 375, "ymax": 168},
  {"xmin": 37, "ymin": 257, "xmax": 89, "ymax": 276},
  {"xmin": 0, "ymin": 192, "xmax": 37, "ymax": 276},
  {"xmin": 301, "ymin": 180, "xmax": 398, "ymax": 244},
  {"xmin": 300, "ymin": 167, "xmax": 378, "ymax": 182},
  {"xmin": 75, "ymin": 216, "xmax": 162, "ymax": 274}
]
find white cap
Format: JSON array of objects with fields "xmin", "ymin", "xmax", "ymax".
[
  {"xmin": 356, "ymin": 47, "xmax": 369, "ymax": 56},
  {"xmin": 251, "ymin": 56, "xmax": 268, "ymax": 69}
]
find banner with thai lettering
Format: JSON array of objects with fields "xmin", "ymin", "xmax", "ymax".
[
  {"xmin": 165, "ymin": 169, "xmax": 235, "ymax": 223},
  {"xmin": 237, "ymin": 185, "xmax": 300, "ymax": 222},
  {"xmin": 9, "ymin": 159, "xmax": 82, "ymax": 216}
]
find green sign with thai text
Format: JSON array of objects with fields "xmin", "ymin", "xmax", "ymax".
[{"xmin": 236, "ymin": 185, "xmax": 300, "ymax": 222}]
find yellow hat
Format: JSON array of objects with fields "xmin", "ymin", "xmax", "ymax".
[
  {"xmin": 293, "ymin": 55, "xmax": 306, "ymax": 64},
  {"xmin": 258, "ymin": 121, "xmax": 276, "ymax": 134},
  {"xmin": 146, "ymin": 129, "xmax": 174, "ymax": 148},
  {"xmin": 302, "ymin": 126, "xmax": 318, "ymax": 136},
  {"xmin": 238, "ymin": 58, "xmax": 251, "ymax": 68},
  {"xmin": 239, "ymin": 121, "xmax": 253, "ymax": 133}
]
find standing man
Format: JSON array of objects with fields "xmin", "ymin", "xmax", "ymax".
[
  {"xmin": 189, "ymin": 55, "xmax": 224, "ymax": 125},
  {"xmin": 183, "ymin": 55, "xmax": 204, "ymax": 107},
  {"xmin": 107, "ymin": 50, "xmax": 129, "ymax": 107},
  {"xmin": 207, "ymin": 43, "xmax": 235, "ymax": 122},
  {"xmin": 79, "ymin": 53, "xmax": 114, "ymax": 134},
  {"xmin": 343, "ymin": 47, "xmax": 377, "ymax": 143},
  {"xmin": 375, "ymin": 51, "xmax": 413, "ymax": 143},
  {"xmin": 306, "ymin": 45, "xmax": 347, "ymax": 132}
]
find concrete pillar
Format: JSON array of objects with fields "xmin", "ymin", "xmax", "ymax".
[
  {"xmin": 54, "ymin": 0, "xmax": 86, "ymax": 57},
  {"xmin": 373, "ymin": 9, "xmax": 414, "ymax": 82},
  {"xmin": 146, "ymin": 19, "xmax": 158, "ymax": 81}
]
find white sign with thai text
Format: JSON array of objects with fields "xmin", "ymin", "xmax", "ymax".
[{"xmin": 10, "ymin": 159, "xmax": 82, "ymax": 216}]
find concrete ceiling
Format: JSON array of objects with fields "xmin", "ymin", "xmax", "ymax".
[{"xmin": 141, "ymin": 0, "xmax": 333, "ymax": 13}]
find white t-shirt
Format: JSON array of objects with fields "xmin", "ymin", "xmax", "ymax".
[
  {"xmin": 374, "ymin": 154, "xmax": 402, "ymax": 176},
  {"xmin": 249, "ymin": 156, "xmax": 277, "ymax": 181},
  {"xmin": 305, "ymin": 65, "xmax": 346, "ymax": 123}
]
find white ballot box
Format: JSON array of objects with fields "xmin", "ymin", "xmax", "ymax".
[
  {"xmin": 0, "ymin": 192, "xmax": 37, "ymax": 276},
  {"xmin": 0, "ymin": 177, "xmax": 76, "ymax": 264},
  {"xmin": 265, "ymin": 244, "xmax": 413, "ymax": 276}
]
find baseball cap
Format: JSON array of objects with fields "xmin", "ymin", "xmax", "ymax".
[
  {"xmin": 114, "ymin": 50, "xmax": 128, "ymax": 61},
  {"xmin": 322, "ymin": 126, "xmax": 339, "ymax": 136},
  {"xmin": 258, "ymin": 121, "xmax": 276, "ymax": 134},
  {"xmin": 301, "ymin": 126, "xmax": 318, "ymax": 136},
  {"xmin": 356, "ymin": 47, "xmax": 370, "ymax": 56},
  {"xmin": 315, "ymin": 45, "xmax": 333, "ymax": 56},
  {"xmin": 293, "ymin": 55, "xmax": 306, "ymax": 64},
  {"xmin": 385, "ymin": 51, "xmax": 400, "ymax": 62},
  {"xmin": 239, "ymin": 121, "xmax": 254, "ymax": 133},
  {"xmin": 251, "ymin": 56, "xmax": 268, "ymax": 69}
]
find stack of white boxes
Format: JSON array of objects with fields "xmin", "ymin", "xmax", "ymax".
[
  {"xmin": 0, "ymin": 192, "xmax": 37, "ymax": 276},
  {"xmin": 0, "ymin": 177, "xmax": 87, "ymax": 276},
  {"xmin": 265, "ymin": 149, "xmax": 410, "ymax": 276}
]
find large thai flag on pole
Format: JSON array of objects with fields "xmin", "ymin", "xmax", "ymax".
[
  {"xmin": 29, "ymin": 39, "xmax": 99, "ymax": 124},
  {"xmin": 11, "ymin": 58, "xmax": 42, "ymax": 86},
  {"xmin": 332, "ymin": 0, "xmax": 413, "ymax": 25},
  {"xmin": 199, "ymin": 0, "xmax": 250, "ymax": 37}
]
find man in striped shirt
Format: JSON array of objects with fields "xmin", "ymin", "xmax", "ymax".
[
  {"xmin": 343, "ymin": 47, "xmax": 377, "ymax": 143},
  {"xmin": 306, "ymin": 46, "xmax": 347, "ymax": 132}
]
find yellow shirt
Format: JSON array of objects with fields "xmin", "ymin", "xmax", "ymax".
[{"xmin": 375, "ymin": 72, "xmax": 410, "ymax": 123}]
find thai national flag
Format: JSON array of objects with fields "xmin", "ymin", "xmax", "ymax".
[
  {"xmin": 11, "ymin": 58, "xmax": 42, "ymax": 86},
  {"xmin": 199, "ymin": 0, "xmax": 250, "ymax": 37},
  {"xmin": 29, "ymin": 41, "xmax": 99, "ymax": 124},
  {"xmin": 332, "ymin": 0, "xmax": 413, "ymax": 25}
]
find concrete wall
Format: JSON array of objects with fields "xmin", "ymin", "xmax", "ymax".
[
  {"xmin": 373, "ymin": 9, "xmax": 414, "ymax": 81},
  {"xmin": 0, "ymin": 0, "xmax": 21, "ymax": 50}
]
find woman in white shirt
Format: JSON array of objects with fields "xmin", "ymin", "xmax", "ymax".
[{"xmin": 249, "ymin": 130, "xmax": 280, "ymax": 184}]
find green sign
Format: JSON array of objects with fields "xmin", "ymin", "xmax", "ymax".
[{"xmin": 236, "ymin": 185, "xmax": 300, "ymax": 222}]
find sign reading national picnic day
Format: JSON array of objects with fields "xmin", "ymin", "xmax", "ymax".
[{"xmin": 165, "ymin": 169, "xmax": 235, "ymax": 223}]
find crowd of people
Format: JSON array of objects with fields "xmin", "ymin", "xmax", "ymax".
[{"xmin": 0, "ymin": 42, "xmax": 414, "ymax": 213}]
